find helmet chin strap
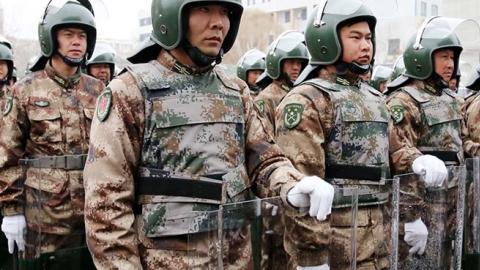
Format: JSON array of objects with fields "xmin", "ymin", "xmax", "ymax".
[
  {"xmin": 183, "ymin": 39, "xmax": 222, "ymax": 67},
  {"xmin": 431, "ymin": 72, "xmax": 449, "ymax": 90},
  {"xmin": 56, "ymin": 51, "xmax": 84, "ymax": 67},
  {"xmin": 335, "ymin": 61, "xmax": 370, "ymax": 75},
  {"xmin": 0, "ymin": 78, "xmax": 8, "ymax": 86}
]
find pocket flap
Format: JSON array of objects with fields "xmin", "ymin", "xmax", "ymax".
[{"xmin": 29, "ymin": 107, "xmax": 61, "ymax": 121}]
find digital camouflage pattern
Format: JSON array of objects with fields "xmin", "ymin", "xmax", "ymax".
[
  {"xmin": 462, "ymin": 91, "xmax": 480, "ymax": 157},
  {"xmin": 387, "ymin": 79, "xmax": 466, "ymax": 266},
  {"xmin": 275, "ymin": 68, "xmax": 391, "ymax": 269},
  {"xmin": 0, "ymin": 62, "xmax": 103, "ymax": 256},
  {"xmin": 254, "ymin": 81, "xmax": 291, "ymax": 130},
  {"xmin": 83, "ymin": 50, "xmax": 304, "ymax": 270},
  {"xmin": 0, "ymin": 84, "xmax": 11, "ymax": 115}
]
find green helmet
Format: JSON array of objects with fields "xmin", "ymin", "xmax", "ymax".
[
  {"xmin": 151, "ymin": 0, "xmax": 243, "ymax": 54},
  {"xmin": 403, "ymin": 17, "xmax": 462, "ymax": 80},
  {"xmin": 0, "ymin": 35, "xmax": 12, "ymax": 50},
  {"xmin": 87, "ymin": 43, "xmax": 116, "ymax": 79},
  {"xmin": 0, "ymin": 43, "xmax": 13, "ymax": 81},
  {"xmin": 304, "ymin": 0, "xmax": 376, "ymax": 66},
  {"xmin": 38, "ymin": 0, "xmax": 97, "ymax": 59},
  {"xmin": 389, "ymin": 56, "xmax": 405, "ymax": 83},
  {"xmin": 370, "ymin": 66, "xmax": 393, "ymax": 91},
  {"xmin": 264, "ymin": 31, "xmax": 309, "ymax": 80},
  {"xmin": 466, "ymin": 65, "xmax": 480, "ymax": 90},
  {"xmin": 236, "ymin": 49, "xmax": 266, "ymax": 82}
]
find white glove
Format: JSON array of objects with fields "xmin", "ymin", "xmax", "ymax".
[
  {"xmin": 264, "ymin": 202, "xmax": 279, "ymax": 216},
  {"xmin": 412, "ymin": 155, "xmax": 447, "ymax": 187},
  {"xmin": 1, "ymin": 215, "xmax": 26, "ymax": 254},
  {"xmin": 287, "ymin": 176, "xmax": 334, "ymax": 221},
  {"xmin": 297, "ymin": 264, "xmax": 330, "ymax": 270},
  {"xmin": 404, "ymin": 218, "xmax": 428, "ymax": 255}
]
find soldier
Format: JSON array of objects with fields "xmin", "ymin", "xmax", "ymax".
[
  {"xmin": 83, "ymin": 1, "xmax": 334, "ymax": 269},
  {"xmin": 0, "ymin": 43, "xmax": 14, "ymax": 108},
  {"xmin": 9, "ymin": 67, "xmax": 17, "ymax": 86},
  {"xmin": 254, "ymin": 31, "xmax": 309, "ymax": 128},
  {"xmin": 370, "ymin": 65, "xmax": 393, "ymax": 93},
  {"xmin": 86, "ymin": 43, "xmax": 116, "ymax": 85},
  {"xmin": 386, "ymin": 17, "xmax": 473, "ymax": 268},
  {"xmin": 275, "ymin": 0, "xmax": 396, "ymax": 269},
  {"xmin": 236, "ymin": 48, "xmax": 266, "ymax": 97},
  {"xmin": 0, "ymin": 0, "xmax": 103, "ymax": 268}
]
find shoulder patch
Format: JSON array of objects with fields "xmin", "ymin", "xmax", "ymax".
[
  {"xmin": 96, "ymin": 88, "xmax": 112, "ymax": 122},
  {"xmin": 284, "ymin": 103, "xmax": 304, "ymax": 129},
  {"xmin": 3, "ymin": 96, "xmax": 12, "ymax": 116},
  {"xmin": 390, "ymin": 105, "xmax": 405, "ymax": 124},
  {"xmin": 255, "ymin": 100, "xmax": 265, "ymax": 113}
]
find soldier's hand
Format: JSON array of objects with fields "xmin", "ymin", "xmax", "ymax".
[
  {"xmin": 1, "ymin": 214, "xmax": 26, "ymax": 254},
  {"xmin": 412, "ymin": 154, "xmax": 447, "ymax": 187},
  {"xmin": 287, "ymin": 176, "xmax": 334, "ymax": 221},
  {"xmin": 404, "ymin": 218, "xmax": 428, "ymax": 255}
]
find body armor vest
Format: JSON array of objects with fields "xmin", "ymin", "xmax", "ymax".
[
  {"xmin": 127, "ymin": 61, "xmax": 250, "ymax": 237},
  {"xmin": 402, "ymin": 86, "xmax": 463, "ymax": 165},
  {"xmin": 302, "ymin": 78, "xmax": 390, "ymax": 207}
]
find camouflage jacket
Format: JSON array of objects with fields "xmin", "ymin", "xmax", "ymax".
[
  {"xmin": 83, "ymin": 50, "xmax": 303, "ymax": 269},
  {"xmin": 275, "ymin": 69, "xmax": 390, "ymax": 180},
  {"xmin": 462, "ymin": 90, "xmax": 480, "ymax": 157},
  {"xmin": 0, "ymin": 63, "xmax": 104, "ymax": 218},
  {"xmin": 0, "ymin": 83, "xmax": 10, "ymax": 113},
  {"xmin": 386, "ymin": 79, "xmax": 466, "ymax": 221},
  {"xmin": 254, "ymin": 80, "xmax": 291, "ymax": 129}
]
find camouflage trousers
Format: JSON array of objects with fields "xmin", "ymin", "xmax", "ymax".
[
  {"xmin": 261, "ymin": 212, "xmax": 288, "ymax": 270},
  {"xmin": 137, "ymin": 224, "xmax": 253, "ymax": 270},
  {"xmin": 24, "ymin": 184, "xmax": 86, "ymax": 258},
  {"xmin": 284, "ymin": 206, "xmax": 390, "ymax": 270}
]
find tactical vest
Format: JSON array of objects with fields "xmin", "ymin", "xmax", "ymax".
[
  {"xmin": 302, "ymin": 78, "xmax": 390, "ymax": 207},
  {"xmin": 402, "ymin": 86, "xmax": 463, "ymax": 165},
  {"xmin": 127, "ymin": 61, "xmax": 250, "ymax": 237}
]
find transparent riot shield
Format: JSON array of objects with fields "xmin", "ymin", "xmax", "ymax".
[
  {"xmin": 185, "ymin": 187, "xmax": 360, "ymax": 270},
  {"xmin": 394, "ymin": 165, "xmax": 466, "ymax": 270},
  {"xmin": 19, "ymin": 165, "xmax": 95, "ymax": 270},
  {"xmin": 329, "ymin": 179, "xmax": 399, "ymax": 270},
  {"xmin": 464, "ymin": 158, "xmax": 480, "ymax": 270}
]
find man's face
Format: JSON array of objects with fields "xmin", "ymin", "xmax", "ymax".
[
  {"xmin": 282, "ymin": 59, "xmax": 303, "ymax": 81},
  {"xmin": 0, "ymin": 61, "xmax": 8, "ymax": 80},
  {"xmin": 340, "ymin": 21, "xmax": 373, "ymax": 65},
  {"xmin": 433, "ymin": 49, "xmax": 455, "ymax": 82},
  {"xmin": 247, "ymin": 70, "xmax": 263, "ymax": 87},
  {"xmin": 56, "ymin": 27, "xmax": 87, "ymax": 59},
  {"xmin": 379, "ymin": 81, "xmax": 387, "ymax": 93},
  {"xmin": 186, "ymin": 5, "xmax": 231, "ymax": 57},
  {"xmin": 449, "ymin": 78, "xmax": 458, "ymax": 91},
  {"xmin": 89, "ymin": 63, "xmax": 111, "ymax": 84}
]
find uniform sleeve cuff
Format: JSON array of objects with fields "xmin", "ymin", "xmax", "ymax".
[{"xmin": 2, "ymin": 203, "xmax": 24, "ymax": 216}]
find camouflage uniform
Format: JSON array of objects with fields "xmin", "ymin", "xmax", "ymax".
[
  {"xmin": 387, "ymin": 79, "xmax": 464, "ymax": 265},
  {"xmin": 0, "ymin": 62, "xmax": 103, "ymax": 257},
  {"xmin": 0, "ymin": 84, "xmax": 10, "ymax": 111},
  {"xmin": 254, "ymin": 81, "xmax": 290, "ymax": 130},
  {"xmin": 276, "ymin": 70, "xmax": 391, "ymax": 270},
  {"xmin": 83, "ymin": 50, "xmax": 304, "ymax": 270},
  {"xmin": 463, "ymin": 90, "xmax": 480, "ymax": 157}
]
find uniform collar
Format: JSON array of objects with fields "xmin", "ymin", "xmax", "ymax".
[
  {"xmin": 318, "ymin": 68, "xmax": 361, "ymax": 88},
  {"xmin": 45, "ymin": 62, "xmax": 81, "ymax": 89},
  {"xmin": 158, "ymin": 50, "xmax": 213, "ymax": 76},
  {"xmin": 414, "ymin": 79, "xmax": 443, "ymax": 96},
  {"xmin": 273, "ymin": 79, "xmax": 292, "ymax": 93}
]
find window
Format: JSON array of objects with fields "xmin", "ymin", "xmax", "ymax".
[
  {"xmin": 421, "ymin": 1, "xmax": 427, "ymax": 17},
  {"xmin": 388, "ymin": 39, "xmax": 401, "ymax": 55},
  {"xmin": 300, "ymin": 8, "xmax": 307, "ymax": 20},
  {"xmin": 432, "ymin": 4, "xmax": 438, "ymax": 16},
  {"xmin": 284, "ymin": 10, "xmax": 291, "ymax": 23}
]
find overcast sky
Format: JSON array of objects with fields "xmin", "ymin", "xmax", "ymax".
[{"xmin": 1, "ymin": 0, "xmax": 151, "ymax": 41}]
